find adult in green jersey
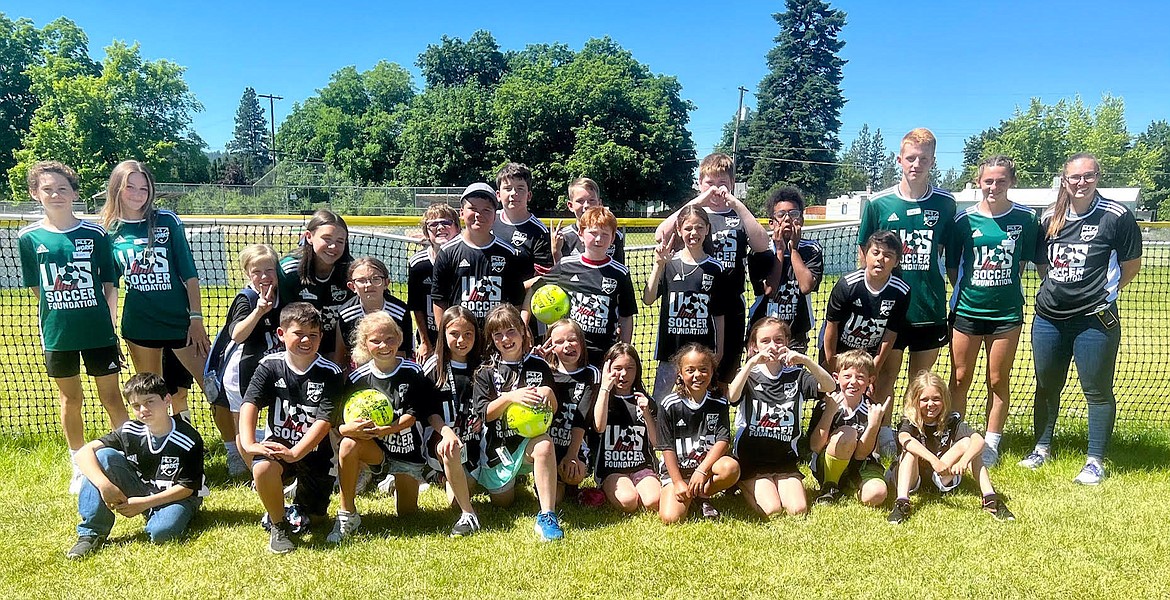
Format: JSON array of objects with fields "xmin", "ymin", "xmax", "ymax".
[
  {"xmin": 945, "ymin": 156, "xmax": 1038, "ymax": 467},
  {"xmin": 18, "ymin": 161, "xmax": 127, "ymax": 494},
  {"xmin": 856, "ymin": 128, "xmax": 956, "ymax": 458},
  {"xmin": 100, "ymin": 161, "xmax": 210, "ymax": 419}
]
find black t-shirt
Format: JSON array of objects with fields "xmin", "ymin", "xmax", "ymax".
[
  {"xmin": 337, "ymin": 291, "xmax": 413, "ymax": 358},
  {"xmin": 809, "ymin": 395, "xmax": 881, "ymax": 467},
  {"xmin": 706, "ymin": 209, "xmax": 753, "ymax": 294},
  {"xmin": 823, "ymin": 269, "xmax": 911, "ymax": 354},
  {"xmin": 244, "ymin": 352, "xmax": 343, "ymax": 459},
  {"xmin": 223, "ymin": 286, "xmax": 282, "ymax": 395},
  {"xmin": 539, "ymin": 256, "xmax": 638, "ymax": 359},
  {"xmin": 98, "ymin": 417, "xmax": 208, "ymax": 496},
  {"xmin": 732, "ymin": 365, "xmax": 820, "ymax": 470},
  {"xmin": 431, "ymin": 236, "xmax": 528, "ymax": 326},
  {"xmin": 596, "ymin": 393, "xmax": 659, "ymax": 479},
  {"xmin": 1034, "ymin": 196, "xmax": 1143, "ymax": 319},
  {"xmin": 557, "ymin": 223, "xmax": 626, "ymax": 264},
  {"xmin": 549, "ymin": 365, "xmax": 601, "ymax": 463},
  {"xmin": 747, "ymin": 239, "xmax": 825, "ymax": 347},
  {"xmin": 654, "ymin": 255, "xmax": 729, "ymax": 361},
  {"xmin": 492, "ymin": 212, "xmax": 552, "ymax": 275},
  {"xmin": 472, "ymin": 353, "xmax": 555, "ymax": 469},
  {"xmin": 655, "ymin": 391, "xmax": 732, "ymax": 476},
  {"xmin": 346, "ymin": 359, "xmax": 438, "ymax": 465},
  {"xmin": 898, "ymin": 412, "xmax": 973, "ymax": 457},
  {"xmin": 407, "ymin": 249, "xmax": 438, "ymax": 346},
  {"xmin": 278, "ymin": 256, "xmax": 353, "ymax": 354},
  {"xmin": 422, "ymin": 355, "xmax": 482, "ymax": 470}
]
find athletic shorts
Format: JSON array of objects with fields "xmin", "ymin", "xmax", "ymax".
[
  {"xmin": 473, "ymin": 439, "xmax": 532, "ymax": 494},
  {"xmin": 423, "ymin": 431, "xmax": 473, "ymax": 474},
  {"xmin": 254, "ymin": 450, "xmax": 335, "ymax": 517},
  {"xmin": 810, "ymin": 452, "xmax": 884, "ymax": 490},
  {"xmin": 894, "ymin": 322, "xmax": 950, "ymax": 351},
  {"xmin": 951, "ymin": 314, "xmax": 1023, "ymax": 337},
  {"xmin": 739, "ymin": 460, "xmax": 804, "ymax": 482},
  {"xmin": 162, "ymin": 346, "xmax": 194, "ymax": 394},
  {"xmin": 45, "ymin": 345, "xmax": 121, "ymax": 379},
  {"xmin": 124, "ymin": 337, "xmax": 189, "ymax": 350},
  {"xmin": 368, "ymin": 438, "xmax": 428, "ymax": 481},
  {"xmin": 907, "ymin": 464, "xmax": 962, "ymax": 495}
]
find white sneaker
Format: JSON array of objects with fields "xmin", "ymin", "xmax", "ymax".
[
  {"xmin": 377, "ymin": 475, "xmax": 396, "ymax": 495},
  {"xmin": 1073, "ymin": 461, "xmax": 1106, "ymax": 485},
  {"xmin": 326, "ymin": 511, "xmax": 362, "ymax": 543},
  {"xmin": 981, "ymin": 445, "xmax": 1000, "ymax": 468},
  {"xmin": 1018, "ymin": 449, "xmax": 1049, "ymax": 470}
]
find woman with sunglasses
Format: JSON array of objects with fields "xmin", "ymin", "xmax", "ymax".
[
  {"xmin": 1019, "ymin": 153, "xmax": 1142, "ymax": 485},
  {"xmin": 408, "ymin": 203, "xmax": 461, "ymax": 361}
]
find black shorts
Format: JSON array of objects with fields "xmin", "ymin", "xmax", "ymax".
[
  {"xmin": 162, "ymin": 347, "xmax": 194, "ymax": 394},
  {"xmin": 894, "ymin": 322, "xmax": 950, "ymax": 351},
  {"xmin": 45, "ymin": 345, "xmax": 121, "ymax": 379},
  {"xmin": 951, "ymin": 314, "xmax": 1023, "ymax": 337},
  {"xmin": 124, "ymin": 337, "xmax": 189, "ymax": 350},
  {"xmin": 739, "ymin": 459, "xmax": 804, "ymax": 482},
  {"xmin": 255, "ymin": 448, "xmax": 335, "ymax": 517}
]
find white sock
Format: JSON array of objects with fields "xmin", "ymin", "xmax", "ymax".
[{"xmin": 985, "ymin": 432, "xmax": 1002, "ymax": 450}]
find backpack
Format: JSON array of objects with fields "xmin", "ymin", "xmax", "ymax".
[{"xmin": 203, "ymin": 287, "xmax": 260, "ymax": 406}]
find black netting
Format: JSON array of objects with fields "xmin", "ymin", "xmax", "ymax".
[{"xmin": 1, "ymin": 216, "xmax": 1167, "ymax": 437}]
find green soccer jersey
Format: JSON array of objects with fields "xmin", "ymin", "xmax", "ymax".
[
  {"xmin": 946, "ymin": 204, "xmax": 1039, "ymax": 322},
  {"xmin": 857, "ymin": 186, "xmax": 956, "ymax": 326},
  {"xmin": 18, "ymin": 220, "xmax": 118, "ymax": 352},
  {"xmin": 109, "ymin": 210, "xmax": 199, "ymax": 340}
]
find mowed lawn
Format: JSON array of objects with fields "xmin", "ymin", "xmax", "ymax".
[{"xmin": 1, "ymin": 425, "xmax": 1168, "ymax": 599}]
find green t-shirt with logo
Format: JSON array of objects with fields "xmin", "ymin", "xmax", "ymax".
[
  {"xmin": 18, "ymin": 220, "xmax": 118, "ymax": 352},
  {"xmin": 946, "ymin": 204, "xmax": 1039, "ymax": 322},
  {"xmin": 109, "ymin": 210, "xmax": 199, "ymax": 340},
  {"xmin": 857, "ymin": 186, "xmax": 956, "ymax": 326}
]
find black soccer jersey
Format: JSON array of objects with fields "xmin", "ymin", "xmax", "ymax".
[
  {"xmin": 549, "ymin": 365, "xmax": 601, "ymax": 463},
  {"xmin": 596, "ymin": 393, "xmax": 659, "ymax": 479},
  {"xmin": 654, "ymin": 256, "xmax": 729, "ymax": 361},
  {"xmin": 898, "ymin": 412, "xmax": 973, "ymax": 458},
  {"xmin": 655, "ymin": 391, "xmax": 732, "ymax": 475},
  {"xmin": 557, "ymin": 223, "xmax": 626, "ymax": 264},
  {"xmin": 706, "ymin": 209, "xmax": 753, "ymax": 292},
  {"xmin": 733, "ymin": 365, "xmax": 820, "ymax": 470},
  {"xmin": 347, "ymin": 359, "xmax": 438, "ymax": 464},
  {"xmin": 97, "ymin": 417, "xmax": 207, "ymax": 496},
  {"xmin": 422, "ymin": 355, "xmax": 483, "ymax": 465},
  {"xmin": 473, "ymin": 353, "xmax": 555, "ymax": 469},
  {"xmin": 278, "ymin": 256, "xmax": 353, "ymax": 353},
  {"xmin": 221, "ymin": 286, "xmax": 282, "ymax": 398},
  {"xmin": 540, "ymin": 255, "xmax": 638, "ymax": 359},
  {"xmin": 492, "ymin": 211, "xmax": 552, "ymax": 275},
  {"xmin": 431, "ymin": 236, "xmax": 528, "ymax": 326},
  {"xmin": 747, "ymin": 238, "xmax": 825, "ymax": 348},
  {"xmin": 337, "ymin": 291, "xmax": 414, "ymax": 358},
  {"xmin": 823, "ymin": 269, "xmax": 911, "ymax": 354},
  {"xmin": 1033, "ymin": 195, "xmax": 1143, "ymax": 320},
  {"xmin": 809, "ymin": 395, "xmax": 881, "ymax": 465},
  {"xmin": 407, "ymin": 249, "xmax": 438, "ymax": 346},
  {"xmin": 244, "ymin": 352, "xmax": 343, "ymax": 453}
]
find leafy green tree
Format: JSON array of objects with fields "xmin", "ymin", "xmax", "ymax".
[
  {"xmin": 0, "ymin": 14, "xmax": 43, "ymax": 186},
  {"xmin": 226, "ymin": 87, "xmax": 269, "ymax": 180},
  {"xmin": 396, "ymin": 83, "xmax": 497, "ymax": 187},
  {"xmin": 417, "ymin": 30, "xmax": 508, "ymax": 89},
  {"xmin": 1136, "ymin": 121, "xmax": 1170, "ymax": 217}
]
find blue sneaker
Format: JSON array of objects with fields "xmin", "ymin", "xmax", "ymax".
[
  {"xmin": 1073, "ymin": 461, "xmax": 1106, "ymax": 485},
  {"xmin": 534, "ymin": 511, "xmax": 564, "ymax": 541}
]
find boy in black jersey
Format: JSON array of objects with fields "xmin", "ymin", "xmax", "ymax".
[
  {"xmin": 552, "ymin": 177, "xmax": 626, "ymax": 264},
  {"xmin": 408, "ymin": 203, "xmax": 460, "ymax": 359},
  {"xmin": 240, "ymin": 303, "xmax": 344, "ymax": 554},
  {"xmin": 69, "ymin": 373, "xmax": 206, "ymax": 559},
  {"xmin": 493, "ymin": 162, "xmax": 553, "ymax": 277}
]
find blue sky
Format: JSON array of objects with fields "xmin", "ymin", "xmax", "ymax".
[{"xmin": 8, "ymin": 0, "xmax": 1170, "ymax": 173}]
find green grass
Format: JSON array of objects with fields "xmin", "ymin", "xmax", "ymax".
[{"xmin": 2, "ymin": 426, "xmax": 1169, "ymax": 598}]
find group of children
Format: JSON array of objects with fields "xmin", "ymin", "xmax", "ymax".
[{"xmin": 20, "ymin": 137, "xmax": 1037, "ymax": 559}]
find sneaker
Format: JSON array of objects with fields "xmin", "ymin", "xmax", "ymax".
[
  {"xmin": 66, "ymin": 535, "xmax": 104, "ymax": 559},
  {"xmin": 268, "ymin": 521, "xmax": 295, "ymax": 554},
  {"xmin": 377, "ymin": 474, "xmax": 396, "ymax": 495},
  {"xmin": 283, "ymin": 479, "xmax": 298, "ymax": 500},
  {"xmin": 814, "ymin": 484, "xmax": 843, "ymax": 505},
  {"xmin": 1018, "ymin": 449, "xmax": 1049, "ymax": 470},
  {"xmin": 534, "ymin": 511, "xmax": 564, "ymax": 541},
  {"xmin": 698, "ymin": 500, "xmax": 720, "ymax": 519},
  {"xmin": 887, "ymin": 498, "xmax": 912, "ymax": 525},
  {"xmin": 355, "ymin": 467, "xmax": 372, "ymax": 495},
  {"xmin": 326, "ymin": 511, "xmax": 362, "ymax": 544},
  {"xmin": 982, "ymin": 494, "xmax": 1015, "ymax": 521},
  {"xmin": 285, "ymin": 505, "xmax": 309, "ymax": 534},
  {"xmin": 1074, "ymin": 461, "xmax": 1106, "ymax": 485},
  {"xmin": 450, "ymin": 512, "xmax": 481, "ymax": 537}
]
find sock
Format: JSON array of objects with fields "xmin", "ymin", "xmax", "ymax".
[
  {"xmin": 985, "ymin": 432, "xmax": 1002, "ymax": 451},
  {"xmin": 982, "ymin": 493, "xmax": 997, "ymax": 506},
  {"xmin": 177, "ymin": 409, "xmax": 192, "ymax": 423},
  {"xmin": 823, "ymin": 453, "xmax": 849, "ymax": 486}
]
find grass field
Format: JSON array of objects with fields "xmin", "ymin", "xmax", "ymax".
[{"xmin": 2, "ymin": 425, "xmax": 1168, "ymax": 599}]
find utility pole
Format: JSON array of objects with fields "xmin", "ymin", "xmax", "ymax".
[
  {"xmin": 731, "ymin": 86, "xmax": 749, "ymax": 168},
  {"xmin": 258, "ymin": 93, "xmax": 283, "ymax": 166}
]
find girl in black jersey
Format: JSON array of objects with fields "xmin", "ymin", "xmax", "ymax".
[
  {"xmin": 538, "ymin": 319, "xmax": 599, "ymax": 502},
  {"xmin": 888, "ymin": 371, "xmax": 1014, "ymax": 524},
  {"xmin": 278, "ymin": 209, "xmax": 353, "ymax": 362},
  {"xmin": 335, "ymin": 257, "xmax": 413, "ymax": 370},
  {"xmin": 593, "ymin": 343, "xmax": 660, "ymax": 513},
  {"xmin": 423, "ymin": 306, "xmax": 483, "ymax": 536},
  {"xmin": 727, "ymin": 318, "xmax": 834, "ymax": 518}
]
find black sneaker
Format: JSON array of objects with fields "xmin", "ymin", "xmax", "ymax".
[
  {"xmin": 887, "ymin": 498, "xmax": 912, "ymax": 525},
  {"xmin": 450, "ymin": 512, "xmax": 481, "ymax": 537},
  {"xmin": 699, "ymin": 500, "xmax": 720, "ymax": 519},
  {"xmin": 983, "ymin": 494, "xmax": 1016, "ymax": 521},
  {"xmin": 268, "ymin": 520, "xmax": 295, "ymax": 554},
  {"xmin": 66, "ymin": 535, "xmax": 104, "ymax": 559},
  {"xmin": 814, "ymin": 484, "xmax": 843, "ymax": 505}
]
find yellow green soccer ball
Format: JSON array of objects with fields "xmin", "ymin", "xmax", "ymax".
[
  {"xmin": 531, "ymin": 284, "xmax": 570, "ymax": 324},
  {"xmin": 505, "ymin": 402, "xmax": 553, "ymax": 438},
  {"xmin": 343, "ymin": 388, "xmax": 395, "ymax": 426}
]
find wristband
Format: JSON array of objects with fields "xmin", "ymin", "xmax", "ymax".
[{"xmin": 189, "ymin": 311, "xmax": 203, "ymax": 320}]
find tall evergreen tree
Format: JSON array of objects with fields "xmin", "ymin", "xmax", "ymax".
[
  {"xmin": 743, "ymin": 0, "xmax": 846, "ymax": 206},
  {"xmin": 226, "ymin": 87, "xmax": 270, "ymax": 179}
]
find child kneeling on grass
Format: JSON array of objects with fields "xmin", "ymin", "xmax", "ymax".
[
  {"xmin": 68, "ymin": 372, "xmax": 207, "ymax": 559},
  {"xmin": 887, "ymin": 371, "xmax": 1015, "ymax": 525}
]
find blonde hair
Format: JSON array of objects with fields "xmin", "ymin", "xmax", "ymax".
[
  {"xmin": 836, "ymin": 349, "xmax": 876, "ymax": 378},
  {"xmin": 423, "ymin": 202, "xmax": 459, "ymax": 226},
  {"xmin": 100, "ymin": 160, "xmax": 158, "ymax": 242},
  {"xmin": 568, "ymin": 177, "xmax": 599, "ymax": 197},
  {"xmin": 746, "ymin": 317, "xmax": 791, "ymax": 357},
  {"xmin": 699, "ymin": 152, "xmax": 735, "ymax": 182},
  {"xmin": 902, "ymin": 370, "xmax": 951, "ymax": 431},
  {"xmin": 900, "ymin": 128, "xmax": 937, "ymax": 155},
  {"xmin": 1047, "ymin": 153, "xmax": 1100, "ymax": 238},
  {"xmin": 544, "ymin": 318, "xmax": 588, "ymax": 369},
  {"xmin": 239, "ymin": 244, "xmax": 279, "ymax": 273},
  {"xmin": 351, "ymin": 312, "xmax": 402, "ymax": 366}
]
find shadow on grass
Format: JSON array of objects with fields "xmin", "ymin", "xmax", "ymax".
[{"xmin": 998, "ymin": 425, "xmax": 1170, "ymax": 473}]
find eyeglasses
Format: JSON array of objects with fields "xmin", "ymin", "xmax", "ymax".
[
  {"xmin": 1065, "ymin": 172, "xmax": 1099, "ymax": 184},
  {"xmin": 352, "ymin": 276, "xmax": 386, "ymax": 286},
  {"xmin": 426, "ymin": 219, "xmax": 455, "ymax": 229},
  {"xmin": 770, "ymin": 209, "xmax": 803, "ymax": 221}
]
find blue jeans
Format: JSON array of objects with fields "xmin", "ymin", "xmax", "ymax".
[
  {"xmin": 1031, "ymin": 311, "xmax": 1121, "ymax": 460},
  {"xmin": 77, "ymin": 447, "xmax": 201, "ymax": 542}
]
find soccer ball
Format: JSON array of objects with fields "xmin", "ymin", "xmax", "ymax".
[
  {"xmin": 531, "ymin": 284, "xmax": 570, "ymax": 324},
  {"xmin": 506, "ymin": 402, "xmax": 553, "ymax": 438},
  {"xmin": 343, "ymin": 388, "xmax": 395, "ymax": 426}
]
